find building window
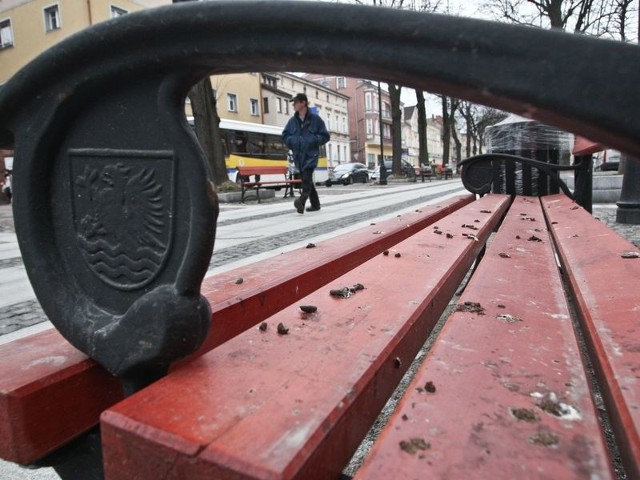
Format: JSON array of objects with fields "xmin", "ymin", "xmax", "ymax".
[
  {"xmin": 263, "ymin": 97, "xmax": 269, "ymax": 114},
  {"xmin": 44, "ymin": 5, "xmax": 61, "ymax": 32},
  {"xmin": 365, "ymin": 93, "xmax": 372, "ymax": 112},
  {"xmin": 344, "ymin": 146, "xmax": 347, "ymax": 162},
  {"xmin": 342, "ymin": 117, "xmax": 346, "ymax": 133},
  {"xmin": 227, "ymin": 93, "xmax": 237, "ymax": 112},
  {"xmin": 337, "ymin": 77, "xmax": 346, "ymax": 88},
  {"xmin": 366, "ymin": 119, "xmax": 373, "ymax": 136},
  {"xmin": 326, "ymin": 93, "xmax": 329, "ymax": 102},
  {"xmin": 0, "ymin": 19, "xmax": 14, "ymax": 49},
  {"xmin": 315, "ymin": 90, "xmax": 319, "ymax": 99},
  {"xmin": 326, "ymin": 115, "xmax": 331, "ymax": 131},
  {"xmin": 285, "ymin": 101, "xmax": 289, "ymax": 115},
  {"xmin": 277, "ymin": 98, "xmax": 283, "ymax": 113},
  {"xmin": 337, "ymin": 145, "xmax": 341, "ymax": 162},
  {"xmin": 250, "ymin": 98, "xmax": 259, "ymax": 116},
  {"xmin": 110, "ymin": 5, "xmax": 128, "ymax": 18},
  {"xmin": 367, "ymin": 153, "xmax": 376, "ymax": 166},
  {"xmin": 335, "ymin": 115, "xmax": 339, "ymax": 132}
]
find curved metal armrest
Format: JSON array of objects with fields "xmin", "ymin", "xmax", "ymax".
[{"xmin": 459, "ymin": 153, "xmax": 580, "ymax": 198}]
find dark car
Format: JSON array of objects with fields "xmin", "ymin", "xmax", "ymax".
[
  {"xmin": 597, "ymin": 161, "xmax": 620, "ymax": 172},
  {"xmin": 326, "ymin": 162, "xmax": 369, "ymax": 186}
]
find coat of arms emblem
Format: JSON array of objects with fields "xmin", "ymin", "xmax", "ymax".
[{"xmin": 69, "ymin": 150, "xmax": 174, "ymax": 290}]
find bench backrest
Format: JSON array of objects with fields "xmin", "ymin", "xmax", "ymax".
[{"xmin": 237, "ymin": 166, "xmax": 288, "ymax": 177}]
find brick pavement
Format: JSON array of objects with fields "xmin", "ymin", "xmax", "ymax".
[{"xmin": 592, "ymin": 204, "xmax": 640, "ymax": 248}]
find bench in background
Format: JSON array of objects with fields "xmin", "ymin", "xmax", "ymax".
[{"xmin": 236, "ymin": 166, "xmax": 301, "ymax": 203}]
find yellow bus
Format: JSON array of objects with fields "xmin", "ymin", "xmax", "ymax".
[{"xmin": 189, "ymin": 118, "xmax": 328, "ymax": 184}]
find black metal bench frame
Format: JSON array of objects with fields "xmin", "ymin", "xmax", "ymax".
[{"xmin": 0, "ymin": 1, "xmax": 638, "ymax": 478}]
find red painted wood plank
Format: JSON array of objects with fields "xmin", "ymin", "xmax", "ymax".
[
  {"xmin": 355, "ymin": 196, "xmax": 614, "ymax": 480},
  {"xmin": 0, "ymin": 329, "xmax": 122, "ymax": 464},
  {"xmin": 543, "ymin": 194, "xmax": 640, "ymax": 479},
  {"xmin": 193, "ymin": 194, "xmax": 476, "ymax": 359},
  {"xmin": 0, "ymin": 195, "xmax": 473, "ymax": 465},
  {"xmin": 101, "ymin": 195, "xmax": 510, "ymax": 480}
]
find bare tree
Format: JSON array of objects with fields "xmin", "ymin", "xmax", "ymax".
[
  {"xmin": 482, "ymin": 0, "xmax": 636, "ymax": 177},
  {"xmin": 415, "ymin": 90, "xmax": 430, "ymax": 165},
  {"xmin": 457, "ymin": 102, "xmax": 508, "ymax": 157},
  {"xmin": 359, "ymin": 0, "xmax": 444, "ymax": 175},
  {"xmin": 439, "ymin": 95, "xmax": 461, "ymax": 166},
  {"xmin": 387, "ymin": 84, "xmax": 404, "ymax": 175},
  {"xmin": 481, "ymin": 0, "xmax": 637, "ymax": 39},
  {"xmin": 188, "ymin": 78, "xmax": 228, "ymax": 187}
]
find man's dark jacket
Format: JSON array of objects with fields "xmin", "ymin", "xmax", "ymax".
[{"xmin": 282, "ymin": 111, "xmax": 330, "ymax": 172}]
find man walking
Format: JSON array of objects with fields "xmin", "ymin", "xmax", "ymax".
[{"xmin": 282, "ymin": 93, "xmax": 330, "ymax": 214}]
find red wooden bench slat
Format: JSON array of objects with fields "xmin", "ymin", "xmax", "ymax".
[
  {"xmin": 0, "ymin": 195, "xmax": 473, "ymax": 464},
  {"xmin": 100, "ymin": 195, "xmax": 510, "ymax": 480},
  {"xmin": 543, "ymin": 194, "xmax": 640, "ymax": 479},
  {"xmin": 0, "ymin": 329, "xmax": 122, "ymax": 464},
  {"xmin": 355, "ymin": 196, "xmax": 614, "ymax": 480}
]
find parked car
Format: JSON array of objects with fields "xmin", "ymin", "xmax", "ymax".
[
  {"xmin": 594, "ymin": 149, "xmax": 621, "ymax": 172},
  {"xmin": 597, "ymin": 161, "xmax": 620, "ymax": 172},
  {"xmin": 326, "ymin": 162, "xmax": 370, "ymax": 186},
  {"xmin": 370, "ymin": 160, "xmax": 415, "ymax": 182}
]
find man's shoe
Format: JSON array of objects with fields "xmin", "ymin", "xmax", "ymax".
[
  {"xmin": 294, "ymin": 198, "xmax": 304, "ymax": 214},
  {"xmin": 306, "ymin": 206, "xmax": 321, "ymax": 212}
]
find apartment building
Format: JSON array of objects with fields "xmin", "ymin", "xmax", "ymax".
[
  {"xmin": 402, "ymin": 106, "xmax": 420, "ymax": 166},
  {"xmin": 305, "ymin": 75, "xmax": 398, "ymax": 169},
  {"xmin": 189, "ymin": 73, "xmax": 264, "ymax": 124},
  {"xmin": 261, "ymin": 72, "xmax": 293, "ymax": 127},
  {"xmin": 0, "ymin": 0, "xmax": 146, "ymax": 85}
]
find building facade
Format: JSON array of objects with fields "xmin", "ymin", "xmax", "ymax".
[
  {"xmin": 402, "ymin": 106, "xmax": 420, "ymax": 166},
  {"xmin": 306, "ymin": 75, "xmax": 398, "ymax": 169},
  {"xmin": 261, "ymin": 72, "xmax": 293, "ymax": 127},
  {"xmin": 0, "ymin": 0, "xmax": 145, "ymax": 84},
  {"xmin": 202, "ymin": 73, "xmax": 263, "ymax": 124}
]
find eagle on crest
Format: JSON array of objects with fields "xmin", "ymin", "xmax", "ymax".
[{"xmin": 74, "ymin": 163, "xmax": 168, "ymax": 289}]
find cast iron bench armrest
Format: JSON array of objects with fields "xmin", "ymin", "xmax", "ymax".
[{"xmin": 459, "ymin": 153, "xmax": 592, "ymax": 209}]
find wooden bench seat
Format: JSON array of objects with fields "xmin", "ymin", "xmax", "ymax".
[
  {"xmin": 236, "ymin": 166, "xmax": 302, "ymax": 203},
  {"xmin": 100, "ymin": 195, "xmax": 510, "ymax": 479},
  {"xmin": 0, "ymin": 195, "xmax": 472, "ymax": 465},
  {"xmin": 543, "ymin": 194, "xmax": 640, "ymax": 479},
  {"xmin": 355, "ymin": 195, "xmax": 615, "ymax": 479}
]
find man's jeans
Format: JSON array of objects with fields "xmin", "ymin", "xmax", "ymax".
[{"xmin": 300, "ymin": 168, "xmax": 320, "ymax": 209}]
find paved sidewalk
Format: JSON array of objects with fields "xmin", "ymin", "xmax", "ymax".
[{"xmin": 592, "ymin": 203, "xmax": 640, "ymax": 247}]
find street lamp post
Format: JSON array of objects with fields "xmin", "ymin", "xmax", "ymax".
[
  {"xmin": 614, "ymin": 2, "xmax": 640, "ymax": 224},
  {"xmin": 378, "ymin": 81, "xmax": 387, "ymax": 185}
]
